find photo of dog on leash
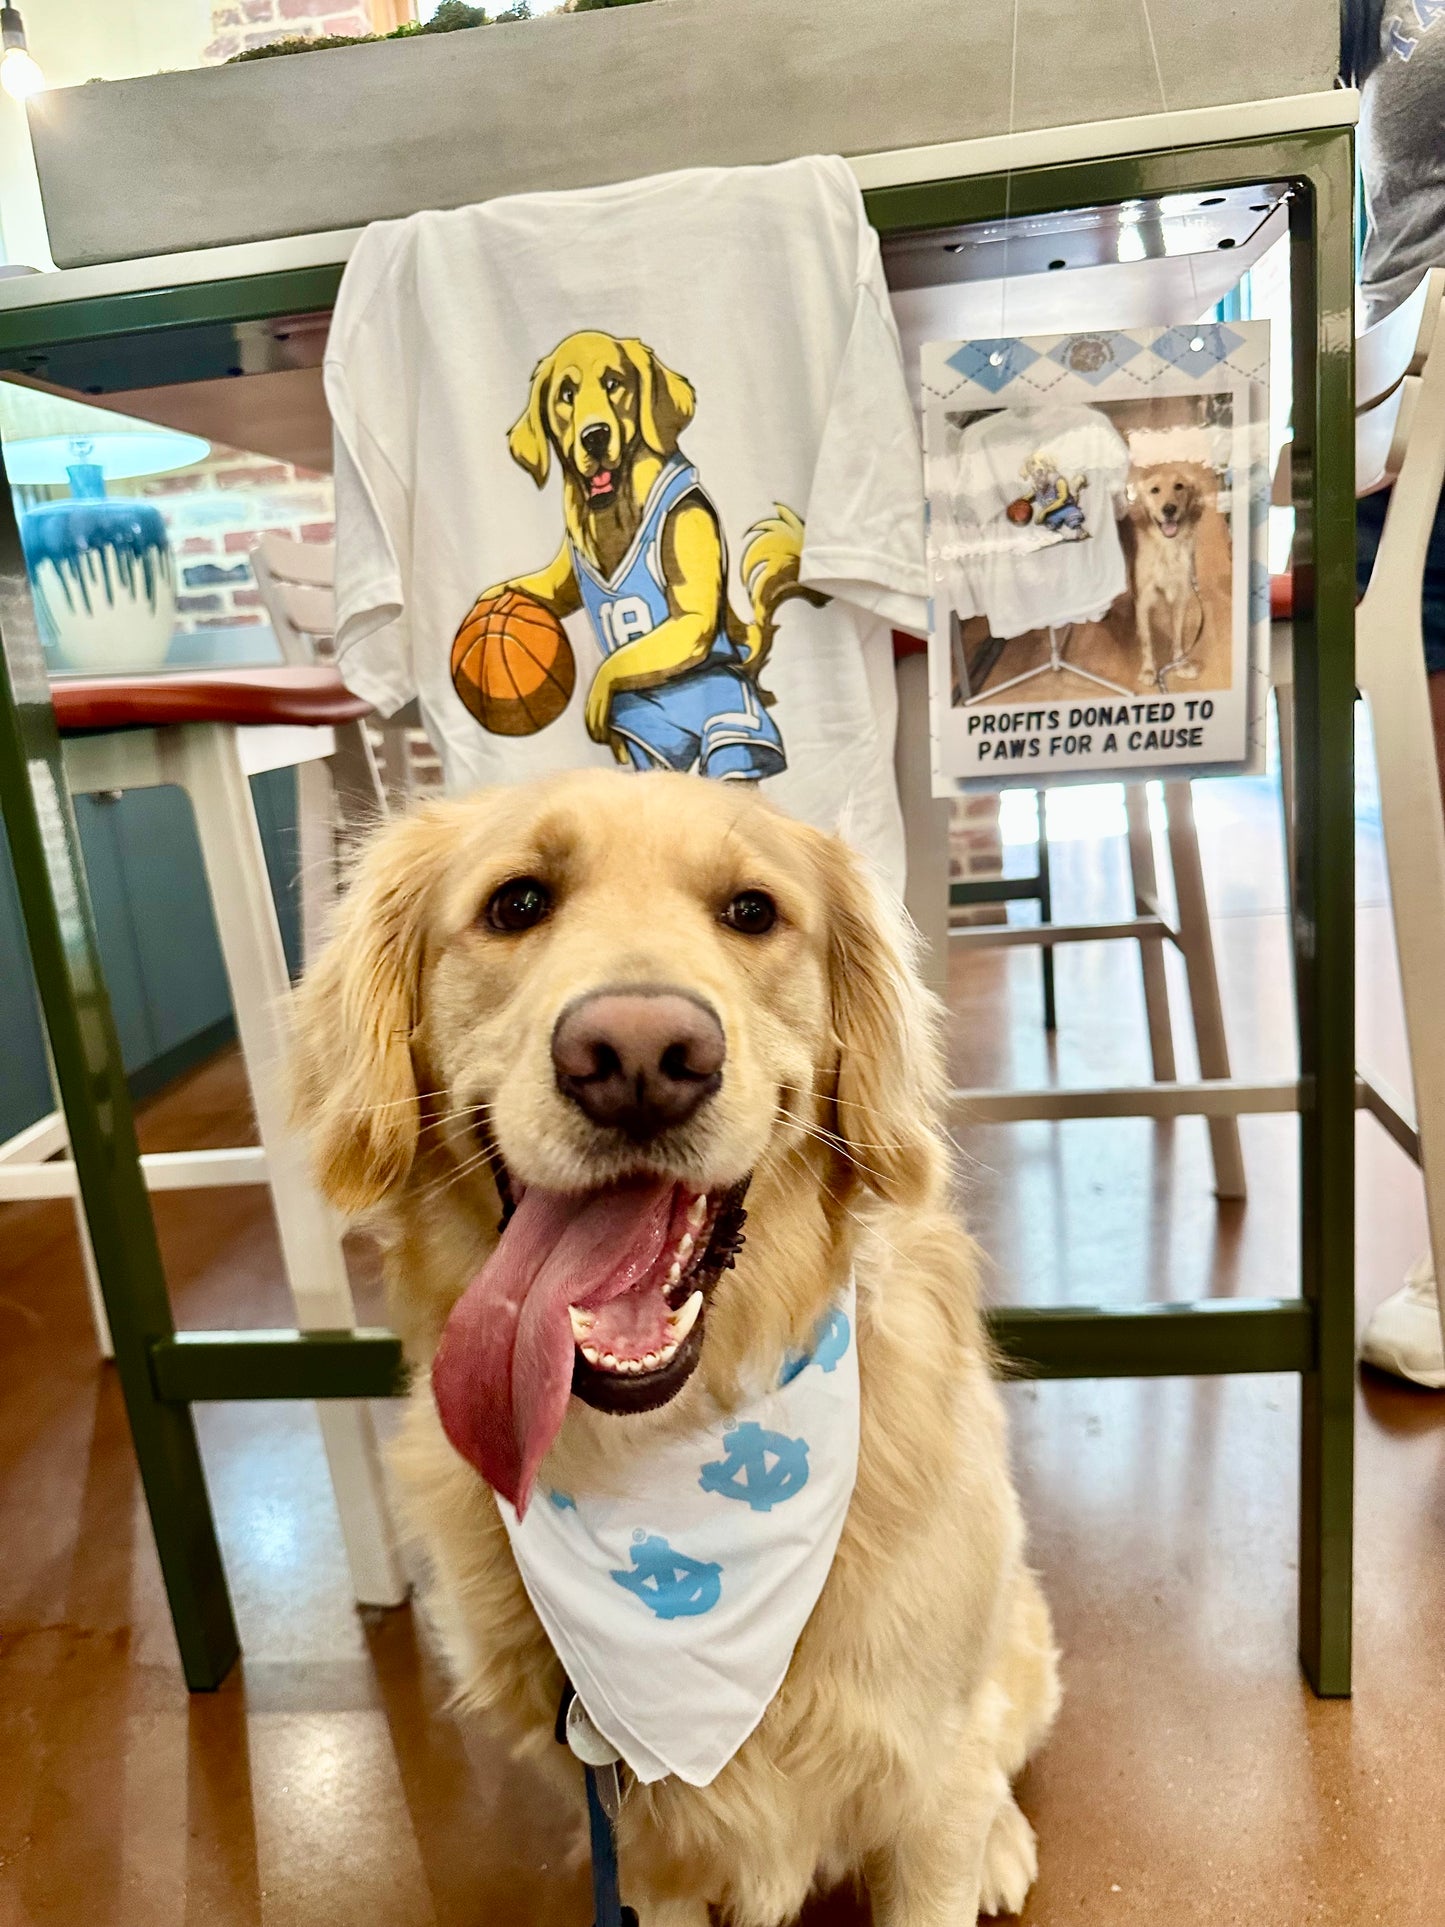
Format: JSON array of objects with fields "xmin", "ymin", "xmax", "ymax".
[
  {"xmin": 291, "ymin": 768, "xmax": 1058, "ymax": 1925},
  {"xmin": 1121, "ymin": 457, "xmax": 1216, "ymax": 689}
]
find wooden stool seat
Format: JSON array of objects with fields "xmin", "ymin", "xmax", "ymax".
[{"xmin": 50, "ymin": 666, "xmax": 372, "ymax": 735}]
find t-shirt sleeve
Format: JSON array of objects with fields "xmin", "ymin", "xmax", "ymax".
[
  {"xmin": 328, "ymin": 393, "xmax": 415, "ymax": 715},
  {"xmin": 798, "ymin": 277, "xmax": 928, "ymax": 634},
  {"xmin": 324, "ymin": 234, "xmax": 418, "ymax": 717}
]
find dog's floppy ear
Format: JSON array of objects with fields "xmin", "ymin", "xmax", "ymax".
[
  {"xmin": 508, "ymin": 350, "xmax": 557, "ymax": 486},
  {"xmin": 621, "ymin": 338, "xmax": 696, "ymax": 456},
  {"xmin": 803, "ymin": 830, "xmax": 945, "ymax": 1209},
  {"xmin": 290, "ymin": 808, "xmax": 450, "ymax": 1215}
]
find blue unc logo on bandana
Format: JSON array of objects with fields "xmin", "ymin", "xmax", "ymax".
[
  {"xmin": 699, "ymin": 1423, "xmax": 810, "ymax": 1512},
  {"xmin": 610, "ymin": 1533, "xmax": 724, "ymax": 1619},
  {"xmin": 500, "ymin": 1276, "xmax": 860, "ymax": 1787},
  {"xmin": 779, "ymin": 1304, "xmax": 852, "ymax": 1386}
]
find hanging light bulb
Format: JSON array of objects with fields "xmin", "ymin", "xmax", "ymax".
[{"xmin": 0, "ymin": 8, "xmax": 45, "ymax": 102}]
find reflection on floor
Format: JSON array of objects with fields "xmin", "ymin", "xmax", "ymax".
[{"xmin": 2, "ymin": 751, "xmax": 1443, "ymax": 1924}]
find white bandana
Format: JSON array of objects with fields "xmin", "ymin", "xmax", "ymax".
[{"xmin": 500, "ymin": 1278, "xmax": 859, "ymax": 1787}]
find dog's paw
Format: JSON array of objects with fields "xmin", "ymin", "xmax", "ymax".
[
  {"xmin": 1136, "ymin": 669, "xmax": 1156, "ymax": 689},
  {"xmin": 978, "ymin": 1791, "xmax": 1037, "ymax": 1919},
  {"xmin": 1175, "ymin": 662, "xmax": 1201, "ymax": 680}
]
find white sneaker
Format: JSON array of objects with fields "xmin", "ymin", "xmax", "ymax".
[{"xmin": 1360, "ymin": 1253, "xmax": 1445, "ymax": 1388}]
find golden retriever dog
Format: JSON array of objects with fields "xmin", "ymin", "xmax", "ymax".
[
  {"xmin": 1124, "ymin": 461, "xmax": 1208, "ymax": 688},
  {"xmin": 291, "ymin": 769, "xmax": 1058, "ymax": 1926},
  {"xmin": 464, "ymin": 330, "xmax": 817, "ymax": 757}
]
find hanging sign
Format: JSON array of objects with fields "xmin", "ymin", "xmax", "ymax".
[{"xmin": 923, "ymin": 323, "xmax": 1272, "ymax": 792}]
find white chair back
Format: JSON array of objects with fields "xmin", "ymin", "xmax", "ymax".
[{"xmin": 252, "ymin": 533, "xmax": 338, "ymax": 667}]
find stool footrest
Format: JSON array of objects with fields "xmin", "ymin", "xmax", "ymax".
[
  {"xmin": 990, "ymin": 1300, "xmax": 1314, "ymax": 1379},
  {"xmin": 151, "ymin": 1329, "xmax": 407, "ymax": 1402}
]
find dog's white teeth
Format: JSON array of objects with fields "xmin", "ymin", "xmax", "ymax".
[
  {"xmin": 659, "ymin": 1342, "xmax": 678, "ymax": 1365},
  {"xmin": 687, "ymin": 1194, "xmax": 708, "ymax": 1230},
  {"xmin": 677, "ymin": 1233, "xmax": 695, "ymax": 1266},
  {"xmin": 621, "ymin": 1358, "xmax": 642, "ymax": 1374},
  {"xmin": 667, "ymin": 1259, "xmax": 682, "ymax": 1287},
  {"xmin": 582, "ymin": 1345, "xmax": 600, "ymax": 1366},
  {"xmin": 667, "ymin": 1290, "xmax": 704, "ymax": 1344},
  {"xmin": 569, "ymin": 1306, "xmax": 596, "ymax": 1341},
  {"xmin": 643, "ymin": 1351, "xmax": 659, "ymax": 1370},
  {"xmin": 601, "ymin": 1352, "xmax": 618, "ymax": 1370}
]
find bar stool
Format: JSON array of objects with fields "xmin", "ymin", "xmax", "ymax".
[
  {"xmin": 894, "ymin": 633, "xmax": 1245, "ymax": 1199},
  {"xmin": 0, "ymin": 666, "xmax": 407, "ymax": 1609},
  {"xmin": 1272, "ymin": 268, "xmax": 1445, "ymax": 1351}
]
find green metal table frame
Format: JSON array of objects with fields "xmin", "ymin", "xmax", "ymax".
[{"xmin": 0, "ymin": 124, "xmax": 1356, "ymax": 1695}]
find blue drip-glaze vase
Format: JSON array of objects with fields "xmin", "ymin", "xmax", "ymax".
[{"xmin": 21, "ymin": 462, "xmax": 177, "ymax": 672}]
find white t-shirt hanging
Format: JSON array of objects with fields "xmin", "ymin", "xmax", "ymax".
[
  {"xmin": 952, "ymin": 403, "xmax": 1130, "ymax": 640},
  {"xmin": 325, "ymin": 156, "xmax": 928, "ymax": 892}
]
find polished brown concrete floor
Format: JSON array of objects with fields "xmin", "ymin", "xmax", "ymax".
[{"xmin": 3, "ymin": 775, "xmax": 1445, "ymax": 1924}]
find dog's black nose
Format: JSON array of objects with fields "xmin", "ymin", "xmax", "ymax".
[
  {"xmin": 580, "ymin": 423, "xmax": 612, "ymax": 461},
  {"xmin": 553, "ymin": 990, "xmax": 725, "ymax": 1140}
]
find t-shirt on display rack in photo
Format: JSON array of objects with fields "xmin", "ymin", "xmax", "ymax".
[
  {"xmin": 931, "ymin": 400, "xmax": 1133, "ymax": 702},
  {"xmin": 325, "ymin": 155, "xmax": 930, "ymax": 893}
]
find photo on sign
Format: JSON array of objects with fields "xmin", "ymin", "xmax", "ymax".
[{"xmin": 923, "ymin": 326, "xmax": 1270, "ymax": 791}]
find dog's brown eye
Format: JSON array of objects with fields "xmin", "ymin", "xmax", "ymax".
[
  {"xmin": 486, "ymin": 877, "xmax": 552, "ymax": 933},
  {"xmin": 557, "ymin": 379, "xmax": 576, "ymax": 406},
  {"xmin": 721, "ymin": 890, "xmax": 777, "ymax": 936}
]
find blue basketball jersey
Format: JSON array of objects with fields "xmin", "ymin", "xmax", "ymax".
[{"xmin": 571, "ymin": 456, "xmax": 736, "ymax": 669}]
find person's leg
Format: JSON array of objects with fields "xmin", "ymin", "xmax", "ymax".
[
  {"xmin": 1362, "ymin": 489, "xmax": 1445, "ymax": 1384},
  {"xmin": 1429, "ymin": 672, "xmax": 1445, "ymax": 803}
]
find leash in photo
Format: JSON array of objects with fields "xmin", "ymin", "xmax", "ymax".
[{"xmin": 558, "ymin": 1682, "xmax": 638, "ymax": 1927}]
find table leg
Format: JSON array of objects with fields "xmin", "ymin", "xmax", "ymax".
[
  {"xmin": 1291, "ymin": 132, "xmax": 1358, "ymax": 1698},
  {"xmin": 0, "ymin": 457, "xmax": 238, "ymax": 1689}
]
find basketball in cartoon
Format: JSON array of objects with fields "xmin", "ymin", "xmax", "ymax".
[{"xmin": 450, "ymin": 587, "xmax": 576, "ymax": 736}]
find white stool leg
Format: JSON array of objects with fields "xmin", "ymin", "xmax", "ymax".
[
  {"xmin": 176, "ymin": 724, "xmax": 407, "ymax": 1608},
  {"xmin": 297, "ymin": 722, "xmax": 387, "ymax": 969},
  {"xmin": 39, "ymin": 1032, "xmax": 114, "ymax": 1357},
  {"xmin": 1358, "ymin": 621, "xmax": 1445, "ymax": 1336},
  {"xmin": 70, "ymin": 1202, "xmax": 113, "ymax": 1357},
  {"xmin": 378, "ymin": 719, "xmax": 412, "ymax": 810},
  {"xmin": 895, "ymin": 651, "xmax": 951, "ymax": 1001},
  {"xmin": 296, "ymin": 758, "xmax": 338, "ymax": 972},
  {"xmin": 1164, "ymin": 781, "xmax": 1247, "ymax": 1201},
  {"xmin": 1124, "ymin": 782, "xmax": 1177, "ymax": 1082},
  {"xmin": 329, "ymin": 717, "xmax": 388, "ymax": 826}
]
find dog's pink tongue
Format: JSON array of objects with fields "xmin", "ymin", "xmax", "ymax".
[{"xmin": 431, "ymin": 1179, "xmax": 676, "ymax": 1515}]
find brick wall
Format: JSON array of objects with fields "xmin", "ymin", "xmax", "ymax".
[
  {"xmin": 949, "ymin": 792, "xmax": 1006, "ymax": 925},
  {"xmin": 205, "ymin": 0, "xmax": 377, "ymax": 63},
  {"xmin": 135, "ymin": 449, "xmax": 335, "ymax": 638}
]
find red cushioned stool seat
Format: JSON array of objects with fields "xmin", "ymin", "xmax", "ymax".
[{"xmin": 50, "ymin": 666, "xmax": 373, "ymax": 735}]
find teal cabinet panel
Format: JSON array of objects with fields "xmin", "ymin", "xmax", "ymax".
[
  {"xmin": 109, "ymin": 787, "xmax": 231, "ymax": 1061},
  {"xmin": 251, "ymin": 768, "xmax": 302, "ymax": 981},
  {"xmin": 72, "ymin": 794, "xmax": 155, "ymax": 1074},
  {"xmin": 0, "ymin": 831, "xmax": 50, "ymax": 1142},
  {"xmin": 1, "ymin": 768, "xmax": 304, "ymax": 1143}
]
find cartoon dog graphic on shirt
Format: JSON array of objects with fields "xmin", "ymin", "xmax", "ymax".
[
  {"xmin": 454, "ymin": 331, "xmax": 824, "ymax": 776},
  {"xmin": 1020, "ymin": 450, "xmax": 1089, "ymax": 538}
]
